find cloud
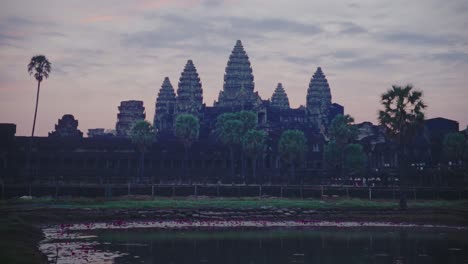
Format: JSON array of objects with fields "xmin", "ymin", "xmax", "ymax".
[
  {"xmin": 0, "ymin": 16, "xmax": 59, "ymax": 46},
  {"xmin": 0, "ymin": 33, "xmax": 24, "ymax": 47},
  {"xmin": 337, "ymin": 22, "xmax": 367, "ymax": 35},
  {"xmin": 432, "ymin": 51, "xmax": 468, "ymax": 64},
  {"xmin": 380, "ymin": 32, "xmax": 461, "ymax": 46},
  {"xmin": 81, "ymin": 15, "xmax": 116, "ymax": 24},
  {"xmin": 136, "ymin": 0, "xmax": 202, "ymax": 10},
  {"xmin": 121, "ymin": 14, "xmax": 322, "ymax": 52}
]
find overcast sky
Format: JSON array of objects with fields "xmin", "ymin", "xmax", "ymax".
[{"xmin": 1, "ymin": 0, "xmax": 467, "ymax": 136}]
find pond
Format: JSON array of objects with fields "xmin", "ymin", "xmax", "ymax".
[{"xmin": 40, "ymin": 221, "xmax": 468, "ymax": 264}]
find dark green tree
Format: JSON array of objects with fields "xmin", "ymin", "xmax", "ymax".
[
  {"xmin": 329, "ymin": 114, "xmax": 357, "ymax": 146},
  {"xmin": 326, "ymin": 114, "xmax": 357, "ymax": 180},
  {"xmin": 242, "ymin": 129, "xmax": 267, "ymax": 183},
  {"xmin": 278, "ymin": 130, "xmax": 308, "ymax": 183},
  {"xmin": 443, "ymin": 132, "xmax": 466, "ymax": 165},
  {"xmin": 129, "ymin": 120, "xmax": 154, "ymax": 182},
  {"xmin": 28, "ymin": 55, "xmax": 51, "ymax": 137},
  {"xmin": 175, "ymin": 114, "xmax": 200, "ymax": 182},
  {"xmin": 324, "ymin": 140, "xmax": 341, "ymax": 176},
  {"xmin": 343, "ymin": 144, "xmax": 367, "ymax": 177},
  {"xmin": 216, "ymin": 114, "xmax": 243, "ymax": 182},
  {"xmin": 378, "ymin": 84, "xmax": 426, "ymax": 209},
  {"xmin": 216, "ymin": 111, "xmax": 257, "ymax": 183},
  {"xmin": 236, "ymin": 111, "xmax": 257, "ymax": 181}
]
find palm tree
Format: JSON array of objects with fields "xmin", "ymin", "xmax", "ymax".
[
  {"xmin": 28, "ymin": 55, "xmax": 51, "ymax": 137},
  {"xmin": 328, "ymin": 114, "xmax": 358, "ymax": 180},
  {"xmin": 378, "ymin": 84, "xmax": 426, "ymax": 209},
  {"xmin": 216, "ymin": 114, "xmax": 243, "ymax": 183},
  {"xmin": 242, "ymin": 129, "xmax": 267, "ymax": 184},
  {"xmin": 129, "ymin": 120, "xmax": 154, "ymax": 182},
  {"xmin": 278, "ymin": 130, "xmax": 308, "ymax": 184},
  {"xmin": 175, "ymin": 114, "xmax": 200, "ymax": 183}
]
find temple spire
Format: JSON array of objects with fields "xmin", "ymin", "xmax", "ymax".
[
  {"xmin": 270, "ymin": 83, "xmax": 290, "ymax": 109},
  {"xmin": 154, "ymin": 77, "xmax": 176, "ymax": 134},
  {"xmin": 216, "ymin": 40, "xmax": 261, "ymax": 109},
  {"xmin": 306, "ymin": 67, "xmax": 332, "ymax": 128},
  {"xmin": 176, "ymin": 60, "xmax": 203, "ymax": 115}
]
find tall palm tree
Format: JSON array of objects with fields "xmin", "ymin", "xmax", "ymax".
[
  {"xmin": 328, "ymin": 114, "xmax": 358, "ymax": 180},
  {"xmin": 378, "ymin": 84, "xmax": 426, "ymax": 209},
  {"xmin": 129, "ymin": 120, "xmax": 154, "ymax": 182},
  {"xmin": 175, "ymin": 114, "xmax": 200, "ymax": 183},
  {"xmin": 278, "ymin": 130, "xmax": 308, "ymax": 184},
  {"xmin": 242, "ymin": 129, "xmax": 267, "ymax": 184},
  {"xmin": 28, "ymin": 55, "xmax": 51, "ymax": 137}
]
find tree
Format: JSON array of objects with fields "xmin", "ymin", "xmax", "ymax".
[
  {"xmin": 327, "ymin": 114, "xmax": 357, "ymax": 179},
  {"xmin": 216, "ymin": 114, "xmax": 243, "ymax": 182},
  {"xmin": 378, "ymin": 84, "xmax": 426, "ymax": 209},
  {"xmin": 242, "ymin": 129, "xmax": 267, "ymax": 183},
  {"xmin": 129, "ymin": 120, "xmax": 154, "ymax": 182},
  {"xmin": 343, "ymin": 144, "xmax": 367, "ymax": 177},
  {"xmin": 278, "ymin": 130, "xmax": 308, "ymax": 183},
  {"xmin": 324, "ymin": 140, "xmax": 341, "ymax": 177},
  {"xmin": 26, "ymin": 55, "xmax": 51, "ymax": 192},
  {"xmin": 28, "ymin": 55, "xmax": 52, "ymax": 137},
  {"xmin": 236, "ymin": 111, "xmax": 257, "ymax": 135},
  {"xmin": 215, "ymin": 111, "xmax": 257, "ymax": 183},
  {"xmin": 175, "ymin": 114, "xmax": 200, "ymax": 183},
  {"xmin": 236, "ymin": 111, "xmax": 257, "ymax": 181},
  {"xmin": 443, "ymin": 132, "xmax": 466, "ymax": 165},
  {"xmin": 329, "ymin": 114, "xmax": 357, "ymax": 146}
]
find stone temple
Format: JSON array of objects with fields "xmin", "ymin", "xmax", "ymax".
[
  {"xmin": 154, "ymin": 40, "xmax": 342, "ymax": 139},
  {"xmin": 116, "ymin": 100, "xmax": 146, "ymax": 137},
  {"xmin": 0, "ymin": 40, "xmax": 463, "ymax": 186}
]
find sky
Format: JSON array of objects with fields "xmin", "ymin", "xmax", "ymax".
[{"xmin": 1, "ymin": 0, "xmax": 467, "ymax": 136}]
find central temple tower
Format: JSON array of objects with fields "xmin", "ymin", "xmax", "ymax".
[
  {"xmin": 215, "ymin": 40, "xmax": 261, "ymax": 109},
  {"xmin": 306, "ymin": 67, "xmax": 332, "ymax": 130}
]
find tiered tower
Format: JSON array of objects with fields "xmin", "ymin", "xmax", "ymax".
[
  {"xmin": 175, "ymin": 60, "xmax": 203, "ymax": 116},
  {"xmin": 270, "ymin": 83, "xmax": 290, "ymax": 109},
  {"xmin": 216, "ymin": 40, "xmax": 261, "ymax": 109},
  {"xmin": 154, "ymin": 77, "xmax": 176, "ymax": 134},
  {"xmin": 306, "ymin": 67, "xmax": 332, "ymax": 130},
  {"xmin": 116, "ymin": 100, "xmax": 146, "ymax": 137},
  {"xmin": 48, "ymin": 114, "xmax": 83, "ymax": 138}
]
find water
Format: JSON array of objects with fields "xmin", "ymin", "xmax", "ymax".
[{"xmin": 80, "ymin": 228, "xmax": 468, "ymax": 264}]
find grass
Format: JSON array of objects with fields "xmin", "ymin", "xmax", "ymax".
[
  {"xmin": 4, "ymin": 196, "xmax": 468, "ymax": 210},
  {"xmin": 0, "ymin": 215, "xmax": 46, "ymax": 264}
]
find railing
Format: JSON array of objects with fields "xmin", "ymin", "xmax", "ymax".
[{"xmin": 2, "ymin": 183, "xmax": 467, "ymax": 200}]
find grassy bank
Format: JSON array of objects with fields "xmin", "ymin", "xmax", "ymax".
[
  {"xmin": 3, "ymin": 196, "xmax": 468, "ymax": 210},
  {"xmin": 0, "ymin": 215, "xmax": 46, "ymax": 264}
]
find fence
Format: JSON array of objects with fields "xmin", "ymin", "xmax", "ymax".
[{"xmin": 2, "ymin": 183, "xmax": 467, "ymax": 200}]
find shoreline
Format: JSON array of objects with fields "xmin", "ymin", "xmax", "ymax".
[{"xmin": 2, "ymin": 198, "xmax": 467, "ymax": 263}]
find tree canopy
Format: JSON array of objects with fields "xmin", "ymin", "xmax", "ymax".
[
  {"xmin": 129, "ymin": 120, "xmax": 154, "ymax": 152},
  {"xmin": 378, "ymin": 85, "xmax": 426, "ymax": 144},
  {"xmin": 329, "ymin": 114, "xmax": 357, "ymax": 146},
  {"xmin": 175, "ymin": 114, "xmax": 200, "ymax": 149},
  {"xmin": 343, "ymin": 143, "xmax": 367, "ymax": 176},
  {"xmin": 443, "ymin": 132, "xmax": 466, "ymax": 164},
  {"xmin": 242, "ymin": 129, "xmax": 267, "ymax": 158},
  {"xmin": 278, "ymin": 130, "xmax": 308, "ymax": 164},
  {"xmin": 28, "ymin": 55, "xmax": 51, "ymax": 82}
]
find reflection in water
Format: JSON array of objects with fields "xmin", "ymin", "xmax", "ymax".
[{"xmin": 92, "ymin": 228, "xmax": 467, "ymax": 264}]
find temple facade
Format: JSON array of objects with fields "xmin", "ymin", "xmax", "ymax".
[{"xmin": 153, "ymin": 40, "xmax": 343, "ymax": 139}]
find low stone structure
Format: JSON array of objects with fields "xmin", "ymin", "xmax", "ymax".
[{"xmin": 48, "ymin": 114, "xmax": 83, "ymax": 138}]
